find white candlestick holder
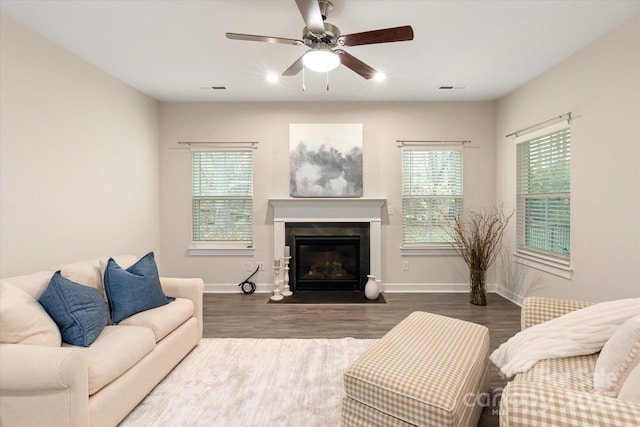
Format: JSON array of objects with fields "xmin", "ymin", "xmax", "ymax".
[
  {"xmin": 282, "ymin": 256, "xmax": 292, "ymax": 297},
  {"xmin": 270, "ymin": 265, "xmax": 283, "ymax": 301}
]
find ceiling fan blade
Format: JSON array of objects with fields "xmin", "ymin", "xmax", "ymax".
[
  {"xmin": 282, "ymin": 54, "xmax": 306, "ymax": 76},
  {"xmin": 226, "ymin": 32, "xmax": 303, "ymax": 45},
  {"xmin": 335, "ymin": 50, "xmax": 378, "ymax": 79},
  {"xmin": 340, "ymin": 25, "xmax": 414, "ymax": 47},
  {"xmin": 295, "ymin": 0, "xmax": 326, "ymax": 36}
]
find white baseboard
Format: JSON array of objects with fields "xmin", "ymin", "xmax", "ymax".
[
  {"xmin": 380, "ymin": 282, "xmax": 497, "ymax": 293},
  {"xmin": 494, "ymin": 284, "xmax": 524, "ymax": 306},
  {"xmin": 204, "ymin": 282, "xmax": 521, "ymax": 299},
  {"xmin": 382, "ymin": 283, "xmax": 524, "ymax": 305},
  {"xmin": 203, "ymin": 283, "xmax": 488, "ymax": 294},
  {"xmin": 205, "ymin": 283, "xmax": 273, "ymax": 293}
]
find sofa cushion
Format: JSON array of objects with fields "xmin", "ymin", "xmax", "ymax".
[
  {"xmin": 119, "ymin": 297, "xmax": 194, "ymax": 342},
  {"xmin": 104, "ymin": 252, "xmax": 175, "ymax": 324},
  {"xmin": 594, "ymin": 314, "xmax": 640, "ymax": 397},
  {"xmin": 63, "ymin": 325, "xmax": 155, "ymax": 395},
  {"xmin": 513, "ymin": 353, "xmax": 597, "ymax": 392},
  {"xmin": 0, "ymin": 270, "xmax": 56, "ymax": 299},
  {"xmin": 618, "ymin": 363, "xmax": 640, "ymax": 403},
  {"xmin": 0, "ymin": 282, "xmax": 61, "ymax": 346},
  {"xmin": 38, "ymin": 272, "xmax": 108, "ymax": 347}
]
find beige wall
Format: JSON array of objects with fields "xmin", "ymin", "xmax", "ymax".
[
  {"xmin": 4, "ymin": 11, "xmax": 637, "ymax": 302},
  {"xmin": 495, "ymin": 15, "xmax": 640, "ymax": 302},
  {"xmin": 159, "ymin": 101, "xmax": 496, "ymax": 289},
  {"xmin": 0, "ymin": 16, "xmax": 161, "ymax": 277}
]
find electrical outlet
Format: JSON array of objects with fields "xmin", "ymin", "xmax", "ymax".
[
  {"xmin": 257, "ymin": 262, "xmax": 265, "ymax": 271},
  {"xmin": 402, "ymin": 260, "xmax": 410, "ymax": 271},
  {"xmin": 246, "ymin": 261, "xmax": 254, "ymax": 272}
]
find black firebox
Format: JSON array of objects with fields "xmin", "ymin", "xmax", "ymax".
[{"xmin": 285, "ymin": 223, "xmax": 370, "ymax": 292}]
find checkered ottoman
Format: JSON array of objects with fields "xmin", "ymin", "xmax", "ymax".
[{"xmin": 342, "ymin": 311, "xmax": 490, "ymax": 427}]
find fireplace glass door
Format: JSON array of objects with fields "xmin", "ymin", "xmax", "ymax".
[{"xmin": 295, "ymin": 236, "xmax": 360, "ymax": 290}]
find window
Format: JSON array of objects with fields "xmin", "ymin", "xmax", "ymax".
[
  {"xmin": 191, "ymin": 149, "xmax": 253, "ymax": 246},
  {"xmin": 402, "ymin": 148, "xmax": 463, "ymax": 244},
  {"xmin": 516, "ymin": 124, "xmax": 570, "ymax": 263}
]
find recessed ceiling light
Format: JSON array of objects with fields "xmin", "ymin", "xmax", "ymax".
[
  {"xmin": 266, "ymin": 73, "xmax": 279, "ymax": 83},
  {"xmin": 374, "ymin": 73, "xmax": 386, "ymax": 82}
]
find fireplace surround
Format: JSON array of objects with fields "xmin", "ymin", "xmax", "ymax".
[{"xmin": 269, "ymin": 198, "xmax": 385, "ymax": 291}]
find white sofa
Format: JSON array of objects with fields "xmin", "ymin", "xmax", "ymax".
[{"xmin": 0, "ymin": 255, "xmax": 204, "ymax": 427}]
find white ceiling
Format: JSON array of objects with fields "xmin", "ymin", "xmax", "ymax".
[{"xmin": 2, "ymin": 0, "xmax": 639, "ymax": 102}]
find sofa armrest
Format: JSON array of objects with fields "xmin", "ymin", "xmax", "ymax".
[
  {"xmin": 0, "ymin": 343, "xmax": 89, "ymax": 427},
  {"xmin": 500, "ymin": 381, "xmax": 640, "ymax": 427},
  {"xmin": 520, "ymin": 297, "xmax": 593, "ymax": 330},
  {"xmin": 160, "ymin": 277, "xmax": 204, "ymax": 339}
]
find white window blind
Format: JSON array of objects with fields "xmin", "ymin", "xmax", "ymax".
[
  {"xmin": 192, "ymin": 150, "xmax": 253, "ymax": 243},
  {"xmin": 516, "ymin": 125, "xmax": 570, "ymax": 262},
  {"xmin": 402, "ymin": 148, "xmax": 463, "ymax": 244}
]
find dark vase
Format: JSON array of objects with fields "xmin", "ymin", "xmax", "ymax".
[{"xmin": 469, "ymin": 269, "xmax": 487, "ymax": 306}]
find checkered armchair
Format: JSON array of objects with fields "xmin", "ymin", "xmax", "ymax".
[{"xmin": 500, "ymin": 297, "xmax": 640, "ymax": 427}]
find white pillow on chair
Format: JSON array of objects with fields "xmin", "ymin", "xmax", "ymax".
[
  {"xmin": 618, "ymin": 363, "xmax": 640, "ymax": 403},
  {"xmin": 593, "ymin": 314, "xmax": 640, "ymax": 397}
]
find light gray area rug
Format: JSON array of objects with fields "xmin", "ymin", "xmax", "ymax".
[{"xmin": 120, "ymin": 338, "xmax": 378, "ymax": 427}]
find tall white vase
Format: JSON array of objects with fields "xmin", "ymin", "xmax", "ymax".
[{"xmin": 364, "ymin": 274, "xmax": 379, "ymax": 300}]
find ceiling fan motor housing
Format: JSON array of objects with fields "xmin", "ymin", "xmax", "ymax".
[{"xmin": 303, "ymin": 22, "xmax": 341, "ymax": 47}]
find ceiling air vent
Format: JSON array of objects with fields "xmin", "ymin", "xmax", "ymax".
[{"xmin": 439, "ymin": 85, "xmax": 467, "ymax": 90}]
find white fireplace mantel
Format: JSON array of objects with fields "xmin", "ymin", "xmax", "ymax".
[{"xmin": 268, "ymin": 198, "xmax": 386, "ymax": 281}]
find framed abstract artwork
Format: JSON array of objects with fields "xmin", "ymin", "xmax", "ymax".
[{"xmin": 289, "ymin": 123, "xmax": 363, "ymax": 197}]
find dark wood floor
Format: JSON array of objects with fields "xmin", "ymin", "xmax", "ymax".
[{"xmin": 202, "ymin": 292, "xmax": 521, "ymax": 427}]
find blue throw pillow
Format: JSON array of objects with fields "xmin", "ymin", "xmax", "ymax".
[
  {"xmin": 103, "ymin": 252, "xmax": 174, "ymax": 324},
  {"xmin": 38, "ymin": 271, "xmax": 108, "ymax": 347}
]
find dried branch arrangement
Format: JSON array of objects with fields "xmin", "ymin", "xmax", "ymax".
[
  {"xmin": 451, "ymin": 207, "xmax": 513, "ymax": 271},
  {"xmin": 450, "ymin": 207, "xmax": 513, "ymax": 305}
]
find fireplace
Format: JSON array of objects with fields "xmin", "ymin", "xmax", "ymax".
[
  {"xmin": 269, "ymin": 198, "xmax": 386, "ymax": 292},
  {"xmin": 286, "ymin": 223, "xmax": 370, "ymax": 291}
]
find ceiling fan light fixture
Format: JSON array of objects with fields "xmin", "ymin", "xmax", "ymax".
[{"xmin": 302, "ymin": 49, "xmax": 340, "ymax": 73}]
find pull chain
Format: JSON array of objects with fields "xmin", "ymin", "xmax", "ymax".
[
  {"xmin": 326, "ymin": 72, "xmax": 330, "ymax": 91},
  {"xmin": 302, "ymin": 67, "xmax": 306, "ymax": 92}
]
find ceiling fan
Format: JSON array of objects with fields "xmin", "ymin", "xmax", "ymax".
[{"xmin": 225, "ymin": 0, "xmax": 414, "ymax": 80}]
